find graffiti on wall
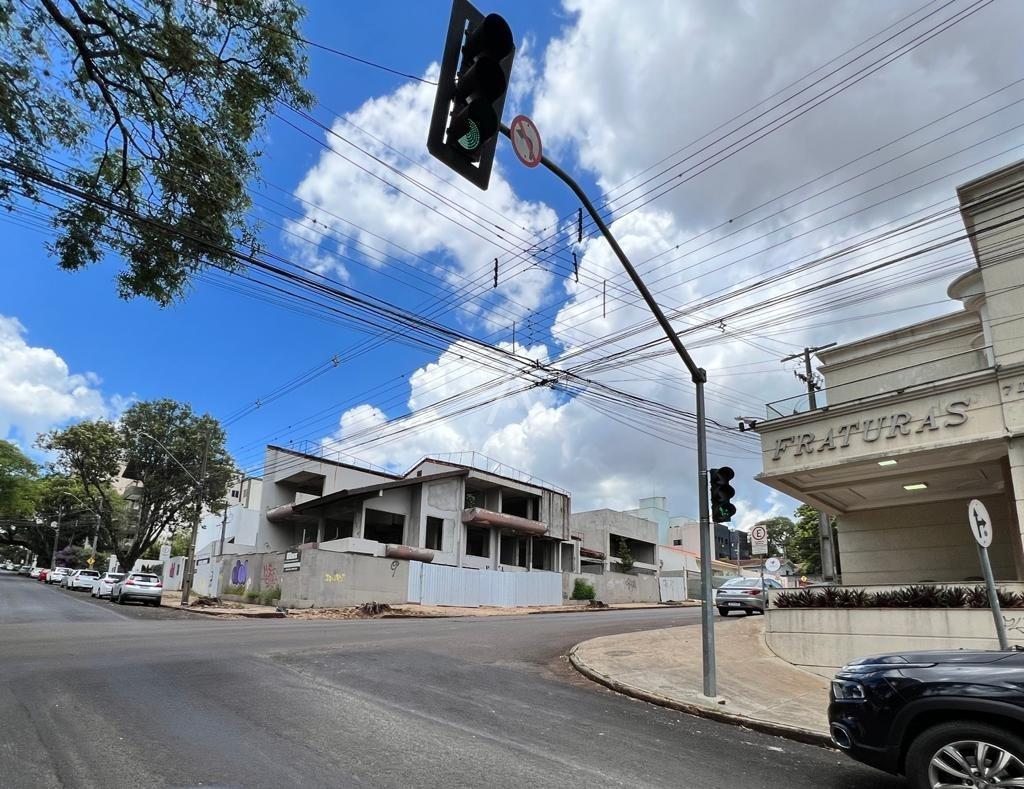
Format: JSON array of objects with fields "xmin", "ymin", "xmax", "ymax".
[
  {"xmin": 1005, "ymin": 614, "xmax": 1024, "ymax": 637},
  {"xmin": 262, "ymin": 562, "xmax": 278, "ymax": 588},
  {"xmin": 231, "ymin": 560, "xmax": 249, "ymax": 586},
  {"xmin": 324, "ymin": 573, "xmax": 345, "ymax": 583}
]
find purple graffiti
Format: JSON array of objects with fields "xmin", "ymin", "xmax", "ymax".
[{"xmin": 231, "ymin": 559, "xmax": 248, "ymax": 585}]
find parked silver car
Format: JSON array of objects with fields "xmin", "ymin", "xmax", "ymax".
[
  {"xmin": 67, "ymin": 569, "xmax": 100, "ymax": 591},
  {"xmin": 715, "ymin": 576, "xmax": 782, "ymax": 616},
  {"xmin": 111, "ymin": 572, "xmax": 163, "ymax": 606},
  {"xmin": 91, "ymin": 572, "xmax": 124, "ymax": 599}
]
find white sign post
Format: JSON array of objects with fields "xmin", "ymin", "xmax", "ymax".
[
  {"xmin": 967, "ymin": 499, "xmax": 1009, "ymax": 650},
  {"xmin": 159, "ymin": 544, "xmax": 171, "ymax": 562},
  {"xmin": 765, "ymin": 557, "xmax": 781, "ymax": 573},
  {"xmin": 750, "ymin": 525, "xmax": 768, "ymax": 556}
]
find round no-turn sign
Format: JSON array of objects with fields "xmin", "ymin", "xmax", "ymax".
[{"xmin": 509, "ymin": 115, "xmax": 542, "ymax": 168}]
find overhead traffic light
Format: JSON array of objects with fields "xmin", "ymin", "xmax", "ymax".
[
  {"xmin": 427, "ymin": 0, "xmax": 515, "ymax": 189},
  {"xmin": 709, "ymin": 467, "xmax": 736, "ymax": 524}
]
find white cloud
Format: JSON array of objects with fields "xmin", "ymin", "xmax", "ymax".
[
  {"xmin": 285, "ymin": 65, "xmax": 559, "ymax": 328},
  {"xmin": 289, "ymin": 0, "xmax": 1023, "ymax": 522},
  {"xmin": 0, "ymin": 315, "xmax": 117, "ymax": 446}
]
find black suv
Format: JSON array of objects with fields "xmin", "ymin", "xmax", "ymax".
[{"xmin": 829, "ymin": 649, "xmax": 1024, "ymax": 788}]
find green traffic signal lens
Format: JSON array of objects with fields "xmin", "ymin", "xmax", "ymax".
[{"xmin": 457, "ymin": 119, "xmax": 481, "ymax": 151}]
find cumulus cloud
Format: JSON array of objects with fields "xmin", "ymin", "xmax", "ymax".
[
  {"xmin": 0, "ymin": 315, "xmax": 117, "ymax": 446},
  {"xmin": 284, "ymin": 65, "xmax": 558, "ymax": 328},
  {"xmin": 289, "ymin": 0, "xmax": 1023, "ymax": 521}
]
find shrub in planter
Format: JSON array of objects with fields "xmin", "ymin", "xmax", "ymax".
[
  {"xmin": 259, "ymin": 585, "xmax": 281, "ymax": 606},
  {"xmin": 224, "ymin": 583, "xmax": 245, "ymax": 596},
  {"xmin": 571, "ymin": 579, "xmax": 596, "ymax": 601},
  {"xmin": 774, "ymin": 584, "xmax": 1024, "ymax": 609}
]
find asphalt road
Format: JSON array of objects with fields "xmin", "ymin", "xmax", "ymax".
[{"xmin": 0, "ymin": 571, "xmax": 906, "ymax": 789}]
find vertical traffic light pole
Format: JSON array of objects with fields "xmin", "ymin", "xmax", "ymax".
[{"xmin": 503, "ymin": 125, "xmax": 718, "ymax": 697}]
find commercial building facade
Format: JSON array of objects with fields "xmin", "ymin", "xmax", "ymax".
[{"xmin": 753, "ymin": 160, "xmax": 1024, "ymax": 585}]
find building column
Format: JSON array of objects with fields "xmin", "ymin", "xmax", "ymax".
[
  {"xmin": 1005, "ymin": 439, "xmax": 1024, "ymax": 580},
  {"xmin": 316, "ymin": 517, "xmax": 325, "ymax": 544}
]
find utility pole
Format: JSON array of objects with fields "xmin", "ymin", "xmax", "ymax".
[
  {"xmin": 180, "ymin": 435, "xmax": 211, "ymax": 606},
  {"xmin": 50, "ymin": 505, "xmax": 63, "ymax": 570},
  {"xmin": 781, "ymin": 344, "xmax": 838, "ymax": 582}
]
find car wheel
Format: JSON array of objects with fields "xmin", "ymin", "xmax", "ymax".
[
  {"xmin": 905, "ymin": 720, "xmax": 1024, "ymax": 789},
  {"xmin": 717, "ymin": 607, "xmax": 729, "ymax": 616}
]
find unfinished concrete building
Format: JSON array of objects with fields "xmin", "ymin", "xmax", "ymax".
[{"xmin": 255, "ymin": 446, "xmax": 576, "ymax": 574}]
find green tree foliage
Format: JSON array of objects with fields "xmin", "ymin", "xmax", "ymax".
[
  {"xmin": 0, "ymin": 439, "xmax": 38, "ymax": 518},
  {"xmin": 38, "ymin": 398, "xmax": 235, "ymax": 572},
  {"xmin": 0, "ymin": 0, "xmax": 312, "ymax": 304},
  {"xmin": 0, "ymin": 446, "xmax": 102, "ymax": 559},
  {"xmin": 787, "ymin": 504, "xmax": 839, "ymax": 576},
  {"xmin": 753, "ymin": 515, "xmax": 796, "ymax": 558},
  {"xmin": 614, "ymin": 536, "xmax": 635, "ymax": 573}
]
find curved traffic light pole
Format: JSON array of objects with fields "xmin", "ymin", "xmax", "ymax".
[{"xmin": 501, "ymin": 124, "xmax": 718, "ymax": 697}]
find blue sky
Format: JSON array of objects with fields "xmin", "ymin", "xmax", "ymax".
[{"xmin": 3, "ymin": 0, "xmax": 1023, "ymax": 526}]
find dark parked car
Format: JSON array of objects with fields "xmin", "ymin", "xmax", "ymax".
[{"xmin": 829, "ymin": 648, "xmax": 1024, "ymax": 789}]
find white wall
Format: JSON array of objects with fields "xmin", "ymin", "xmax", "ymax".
[
  {"xmin": 837, "ymin": 493, "xmax": 1017, "ymax": 584},
  {"xmin": 767, "ymin": 607, "xmax": 1024, "ymax": 675}
]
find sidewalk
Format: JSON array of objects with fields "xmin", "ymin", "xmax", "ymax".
[
  {"xmin": 159, "ymin": 591, "xmax": 285, "ymax": 617},
  {"xmin": 569, "ymin": 615, "xmax": 832, "ymax": 745}
]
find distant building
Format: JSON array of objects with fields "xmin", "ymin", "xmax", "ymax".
[
  {"xmin": 255, "ymin": 446, "xmax": 574, "ymax": 573},
  {"xmin": 668, "ymin": 520, "xmax": 750, "ymax": 560}
]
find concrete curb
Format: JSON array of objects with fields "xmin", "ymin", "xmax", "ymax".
[
  {"xmin": 172, "ymin": 606, "xmax": 286, "ymax": 618},
  {"xmin": 528, "ymin": 603, "xmax": 700, "ymax": 615},
  {"xmin": 568, "ymin": 644, "xmax": 832, "ymax": 749}
]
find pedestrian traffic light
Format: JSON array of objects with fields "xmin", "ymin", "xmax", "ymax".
[
  {"xmin": 427, "ymin": 0, "xmax": 515, "ymax": 189},
  {"xmin": 709, "ymin": 467, "xmax": 736, "ymax": 524}
]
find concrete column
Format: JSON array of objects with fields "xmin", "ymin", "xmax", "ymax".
[
  {"xmin": 316, "ymin": 517, "xmax": 325, "ymax": 544},
  {"xmin": 1005, "ymin": 440, "xmax": 1024, "ymax": 580}
]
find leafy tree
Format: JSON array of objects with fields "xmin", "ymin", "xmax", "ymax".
[
  {"xmin": 0, "ymin": 440, "xmax": 38, "ymax": 518},
  {"xmin": 0, "ymin": 0, "xmax": 312, "ymax": 304},
  {"xmin": 614, "ymin": 536, "xmax": 635, "ymax": 573},
  {"xmin": 167, "ymin": 528, "xmax": 190, "ymax": 557},
  {"xmin": 752, "ymin": 515, "xmax": 796, "ymax": 558},
  {"xmin": 0, "ymin": 465, "xmax": 101, "ymax": 560},
  {"xmin": 788, "ymin": 504, "xmax": 840, "ymax": 576},
  {"xmin": 38, "ymin": 398, "xmax": 235, "ymax": 572}
]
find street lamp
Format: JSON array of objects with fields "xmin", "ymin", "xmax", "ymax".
[{"xmin": 138, "ymin": 430, "xmax": 210, "ymax": 606}]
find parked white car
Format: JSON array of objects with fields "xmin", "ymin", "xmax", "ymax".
[
  {"xmin": 67, "ymin": 569, "xmax": 100, "ymax": 591},
  {"xmin": 46, "ymin": 567, "xmax": 70, "ymax": 585},
  {"xmin": 91, "ymin": 572, "xmax": 124, "ymax": 599},
  {"xmin": 110, "ymin": 572, "xmax": 163, "ymax": 606}
]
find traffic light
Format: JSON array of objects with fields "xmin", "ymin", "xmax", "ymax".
[
  {"xmin": 709, "ymin": 467, "xmax": 736, "ymax": 524},
  {"xmin": 427, "ymin": 0, "xmax": 515, "ymax": 189}
]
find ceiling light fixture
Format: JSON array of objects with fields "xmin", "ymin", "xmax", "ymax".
[
  {"xmin": 878, "ymin": 459, "xmax": 898, "ymax": 467},
  {"xmin": 903, "ymin": 482, "xmax": 928, "ymax": 491}
]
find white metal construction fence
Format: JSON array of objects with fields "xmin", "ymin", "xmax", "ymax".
[{"xmin": 408, "ymin": 561, "xmax": 562, "ymax": 608}]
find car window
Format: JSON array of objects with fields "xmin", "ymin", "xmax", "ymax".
[
  {"xmin": 766, "ymin": 579, "xmax": 782, "ymax": 588},
  {"xmin": 80, "ymin": 571, "xmax": 99, "ymax": 578},
  {"xmin": 131, "ymin": 574, "xmax": 159, "ymax": 582},
  {"xmin": 722, "ymin": 578, "xmax": 759, "ymax": 588}
]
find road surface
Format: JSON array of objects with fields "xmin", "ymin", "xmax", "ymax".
[{"xmin": 0, "ymin": 571, "xmax": 904, "ymax": 788}]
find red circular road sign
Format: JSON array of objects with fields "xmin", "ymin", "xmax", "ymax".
[{"xmin": 509, "ymin": 115, "xmax": 543, "ymax": 168}]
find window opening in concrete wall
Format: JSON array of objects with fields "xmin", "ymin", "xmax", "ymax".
[
  {"xmin": 323, "ymin": 516, "xmax": 354, "ymax": 542},
  {"xmin": 532, "ymin": 539, "xmax": 553, "ymax": 570},
  {"xmin": 500, "ymin": 533, "xmax": 516, "ymax": 565},
  {"xmin": 502, "ymin": 495, "xmax": 530, "ymax": 518},
  {"xmin": 364, "ymin": 509, "xmax": 404, "ymax": 544},
  {"xmin": 466, "ymin": 525, "xmax": 489, "ymax": 557},
  {"xmin": 425, "ymin": 516, "xmax": 443, "ymax": 551},
  {"xmin": 516, "ymin": 537, "xmax": 528, "ymax": 568}
]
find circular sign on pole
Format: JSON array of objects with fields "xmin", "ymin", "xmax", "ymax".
[
  {"xmin": 765, "ymin": 557, "xmax": 782, "ymax": 573},
  {"xmin": 750, "ymin": 525, "xmax": 768, "ymax": 543},
  {"xmin": 509, "ymin": 115, "xmax": 543, "ymax": 168},
  {"xmin": 968, "ymin": 498, "xmax": 993, "ymax": 547}
]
